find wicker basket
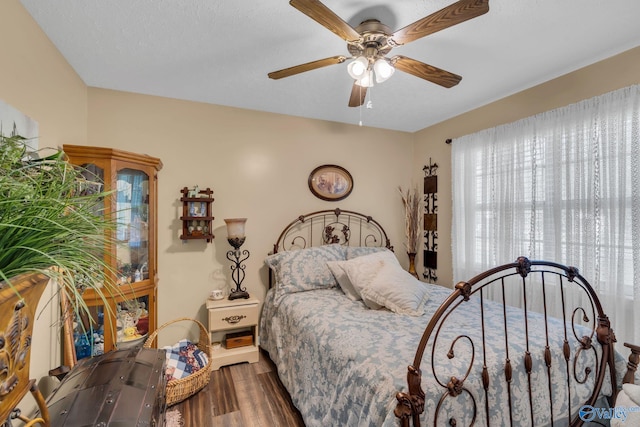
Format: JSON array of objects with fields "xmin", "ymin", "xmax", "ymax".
[{"xmin": 143, "ymin": 317, "xmax": 212, "ymax": 406}]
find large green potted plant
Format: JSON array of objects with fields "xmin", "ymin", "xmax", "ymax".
[
  {"xmin": 0, "ymin": 132, "xmax": 120, "ymax": 337},
  {"xmin": 0, "ymin": 132, "xmax": 123, "ymax": 422}
]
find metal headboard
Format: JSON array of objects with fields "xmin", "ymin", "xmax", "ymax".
[
  {"xmin": 269, "ymin": 208, "xmax": 393, "ymax": 287},
  {"xmin": 272, "ymin": 208, "xmax": 392, "ymax": 254}
]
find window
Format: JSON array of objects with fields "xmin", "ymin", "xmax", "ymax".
[{"xmin": 452, "ymin": 85, "xmax": 640, "ymax": 345}]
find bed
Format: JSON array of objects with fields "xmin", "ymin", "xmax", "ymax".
[{"xmin": 260, "ymin": 209, "xmax": 639, "ymax": 426}]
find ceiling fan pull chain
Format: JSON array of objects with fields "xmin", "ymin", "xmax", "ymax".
[{"xmin": 359, "ymin": 85, "xmax": 363, "ymax": 126}]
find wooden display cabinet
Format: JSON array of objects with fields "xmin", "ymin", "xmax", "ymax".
[
  {"xmin": 179, "ymin": 187, "xmax": 215, "ymax": 242},
  {"xmin": 63, "ymin": 145, "xmax": 162, "ymax": 360}
]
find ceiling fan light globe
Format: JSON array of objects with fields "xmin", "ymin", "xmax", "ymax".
[
  {"xmin": 373, "ymin": 58, "xmax": 395, "ymax": 83},
  {"xmin": 347, "ymin": 56, "xmax": 368, "ymax": 79},
  {"xmin": 356, "ymin": 70, "xmax": 374, "ymax": 88}
]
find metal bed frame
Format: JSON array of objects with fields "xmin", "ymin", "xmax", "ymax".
[
  {"xmin": 395, "ymin": 257, "xmax": 640, "ymax": 427},
  {"xmin": 266, "ymin": 210, "xmax": 639, "ymax": 426}
]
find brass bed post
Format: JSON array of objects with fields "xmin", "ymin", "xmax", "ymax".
[{"xmin": 394, "ymin": 364, "xmax": 424, "ymax": 427}]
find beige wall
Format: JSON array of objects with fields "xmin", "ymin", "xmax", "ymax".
[
  {"xmin": 0, "ymin": 1, "xmax": 88, "ymax": 146},
  {"xmin": 86, "ymin": 88, "xmax": 414, "ymax": 345},
  {"xmin": 414, "ymin": 46, "xmax": 640, "ymax": 288}
]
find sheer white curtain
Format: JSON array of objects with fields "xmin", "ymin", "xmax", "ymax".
[{"xmin": 452, "ymin": 85, "xmax": 640, "ymax": 345}]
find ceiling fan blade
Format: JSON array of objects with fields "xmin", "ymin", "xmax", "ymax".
[
  {"xmin": 348, "ymin": 81, "xmax": 367, "ymax": 107},
  {"xmin": 268, "ymin": 55, "xmax": 347, "ymax": 80},
  {"xmin": 393, "ymin": 56, "xmax": 462, "ymax": 88},
  {"xmin": 390, "ymin": 0, "xmax": 489, "ymax": 46},
  {"xmin": 289, "ymin": 0, "xmax": 361, "ymax": 42}
]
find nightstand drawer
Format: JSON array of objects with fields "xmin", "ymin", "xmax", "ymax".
[{"xmin": 208, "ymin": 304, "xmax": 258, "ymax": 331}]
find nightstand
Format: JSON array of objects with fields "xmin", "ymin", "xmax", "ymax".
[{"xmin": 206, "ymin": 297, "xmax": 260, "ymax": 370}]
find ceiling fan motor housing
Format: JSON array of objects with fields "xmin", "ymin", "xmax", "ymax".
[{"xmin": 347, "ymin": 19, "xmax": 393, "ymax": 61}]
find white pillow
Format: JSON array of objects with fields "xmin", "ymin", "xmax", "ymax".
[
  {"xmin": 329, "ymin": 248, "xmax": 397, "ymax": 301},
  {"xmin": 359, "ymin": 261, "xmax": 429, "ymax": 316},
  {"xmin": 340, "ymin": 249, "xmax": 429, "ymax": 315},
  {"xmin": 327, "ymin": 260, "xmax": 361, "ymax": 301},
  {"xmin": 340, "ymin": 250, "xmax": 400, "ymax": 309}
]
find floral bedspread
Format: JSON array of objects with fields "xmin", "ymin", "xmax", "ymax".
[{"xmin": 260, "ymin": 284, "xmax": 630, "ymax": 427}]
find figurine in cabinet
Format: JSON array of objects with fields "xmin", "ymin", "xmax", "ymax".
[{"xmin": 188, "ymin": 185, "xmax": 199, "ymax": 198}]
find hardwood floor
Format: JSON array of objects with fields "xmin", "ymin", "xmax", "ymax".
[{"xmin": 171, "ymin": 349, "xmax": 305, "ymax": 426}]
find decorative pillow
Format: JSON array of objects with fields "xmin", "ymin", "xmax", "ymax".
[
  {"xmin": 346, "ymin": 246, "xmax": 390, "ymax": 260},
  {"xmin": 359, "ymin": 261, "xmax": 430, "ymax": 316},
  {"xmin": 327, "ymin": 260, "xmax": 360, "ymax": 301},
  {"xmin": 265, "ymin": 244, "xmax": 346, "ymax": 297},
  {"xmin": 162, "ymin": 339, "xmax": 209, "ymax": 382},
  {"xmin": 340, "ymin": 250, "xmax": 400, "ymax": 309}
]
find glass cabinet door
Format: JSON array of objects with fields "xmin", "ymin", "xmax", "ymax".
[
  {"xmin": 73, "ymin": 294, "xmax": 152, "ymax": 360},
  {"xmin": 115, "ymin": 168, "xmax": 150, "ymax": 284},
  {"xmin": 115, "ymin": 294, "xmax": 151, "ymax": 350},
  {"xmin": 77, "ymin": 163, "xmax": 105, "ymax": 213}
]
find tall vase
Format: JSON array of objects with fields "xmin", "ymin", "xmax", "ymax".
[{"xmin": 407, "ymin": 252, "xmax": 419, "ymax": 279}]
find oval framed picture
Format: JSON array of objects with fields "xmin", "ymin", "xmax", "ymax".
[{"xmin": 308, "ymin": 164, "xmax": 353, "ymax": 201}]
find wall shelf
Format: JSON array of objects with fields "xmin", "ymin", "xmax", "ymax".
[{"xmin": 180, "ymin": 187, "xmax": 215, "ymax": 242}]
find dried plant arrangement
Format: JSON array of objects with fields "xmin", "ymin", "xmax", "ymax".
[{"xmin": 399, "ymin": 186, "xmax": 422, "ymax": 254}]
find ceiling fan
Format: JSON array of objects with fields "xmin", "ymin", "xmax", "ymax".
[{"xmin": 268, "ymin": 0, "xmax": 489, "ymax": 107}]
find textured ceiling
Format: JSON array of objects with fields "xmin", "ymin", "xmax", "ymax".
[{"xmin": 19, "ymin": 0, "xmax": 640, "ymax": 132}]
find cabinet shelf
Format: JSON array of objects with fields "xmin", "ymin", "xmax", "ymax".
[
  {"xmin": 180, "ymin": 216, "xmax": 215, "ymax": 221},
  {"xmin": 180, "ymin": 234, "xmax": 215, "ymax": 240},
  {"xmin": 180, "ymin": 187, "xmax": 215, "ymax": 242},
  {"xmin": 180, "ymin": 197, "xmax": 210, "ymax": 202},
  {"xmin": 79, "ymin": 281, "xmax": 155, "ymax": 303}
]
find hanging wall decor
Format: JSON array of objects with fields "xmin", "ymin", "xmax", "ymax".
[
  {"xmin": 179, "ymin": 186, "xmax": 215, "ymax": 242},
  {"xmin": 308, "ymin": 164, "xmax": 353, "ymax": 201},
  {"xmin": 423, "ymin": 159, "xmax": 438, "ymax": 283}
]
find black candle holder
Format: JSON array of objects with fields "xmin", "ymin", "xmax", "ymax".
[{"xmin": 226, "ymin": 236, "xmax": 250, "ymax": 300}]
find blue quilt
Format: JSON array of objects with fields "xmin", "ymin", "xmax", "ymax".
[
  {"xmin": 162, "ymin": 339, "xmax": 209, "ymax": 382},
  {"xmin": 260, "ymin": 284, "xmax": 631, "ymax": 426}
]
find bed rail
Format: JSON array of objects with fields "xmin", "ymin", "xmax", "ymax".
[{"xmin": 395, "ymin": 257, "xmax": 636, "ymax": 427}]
